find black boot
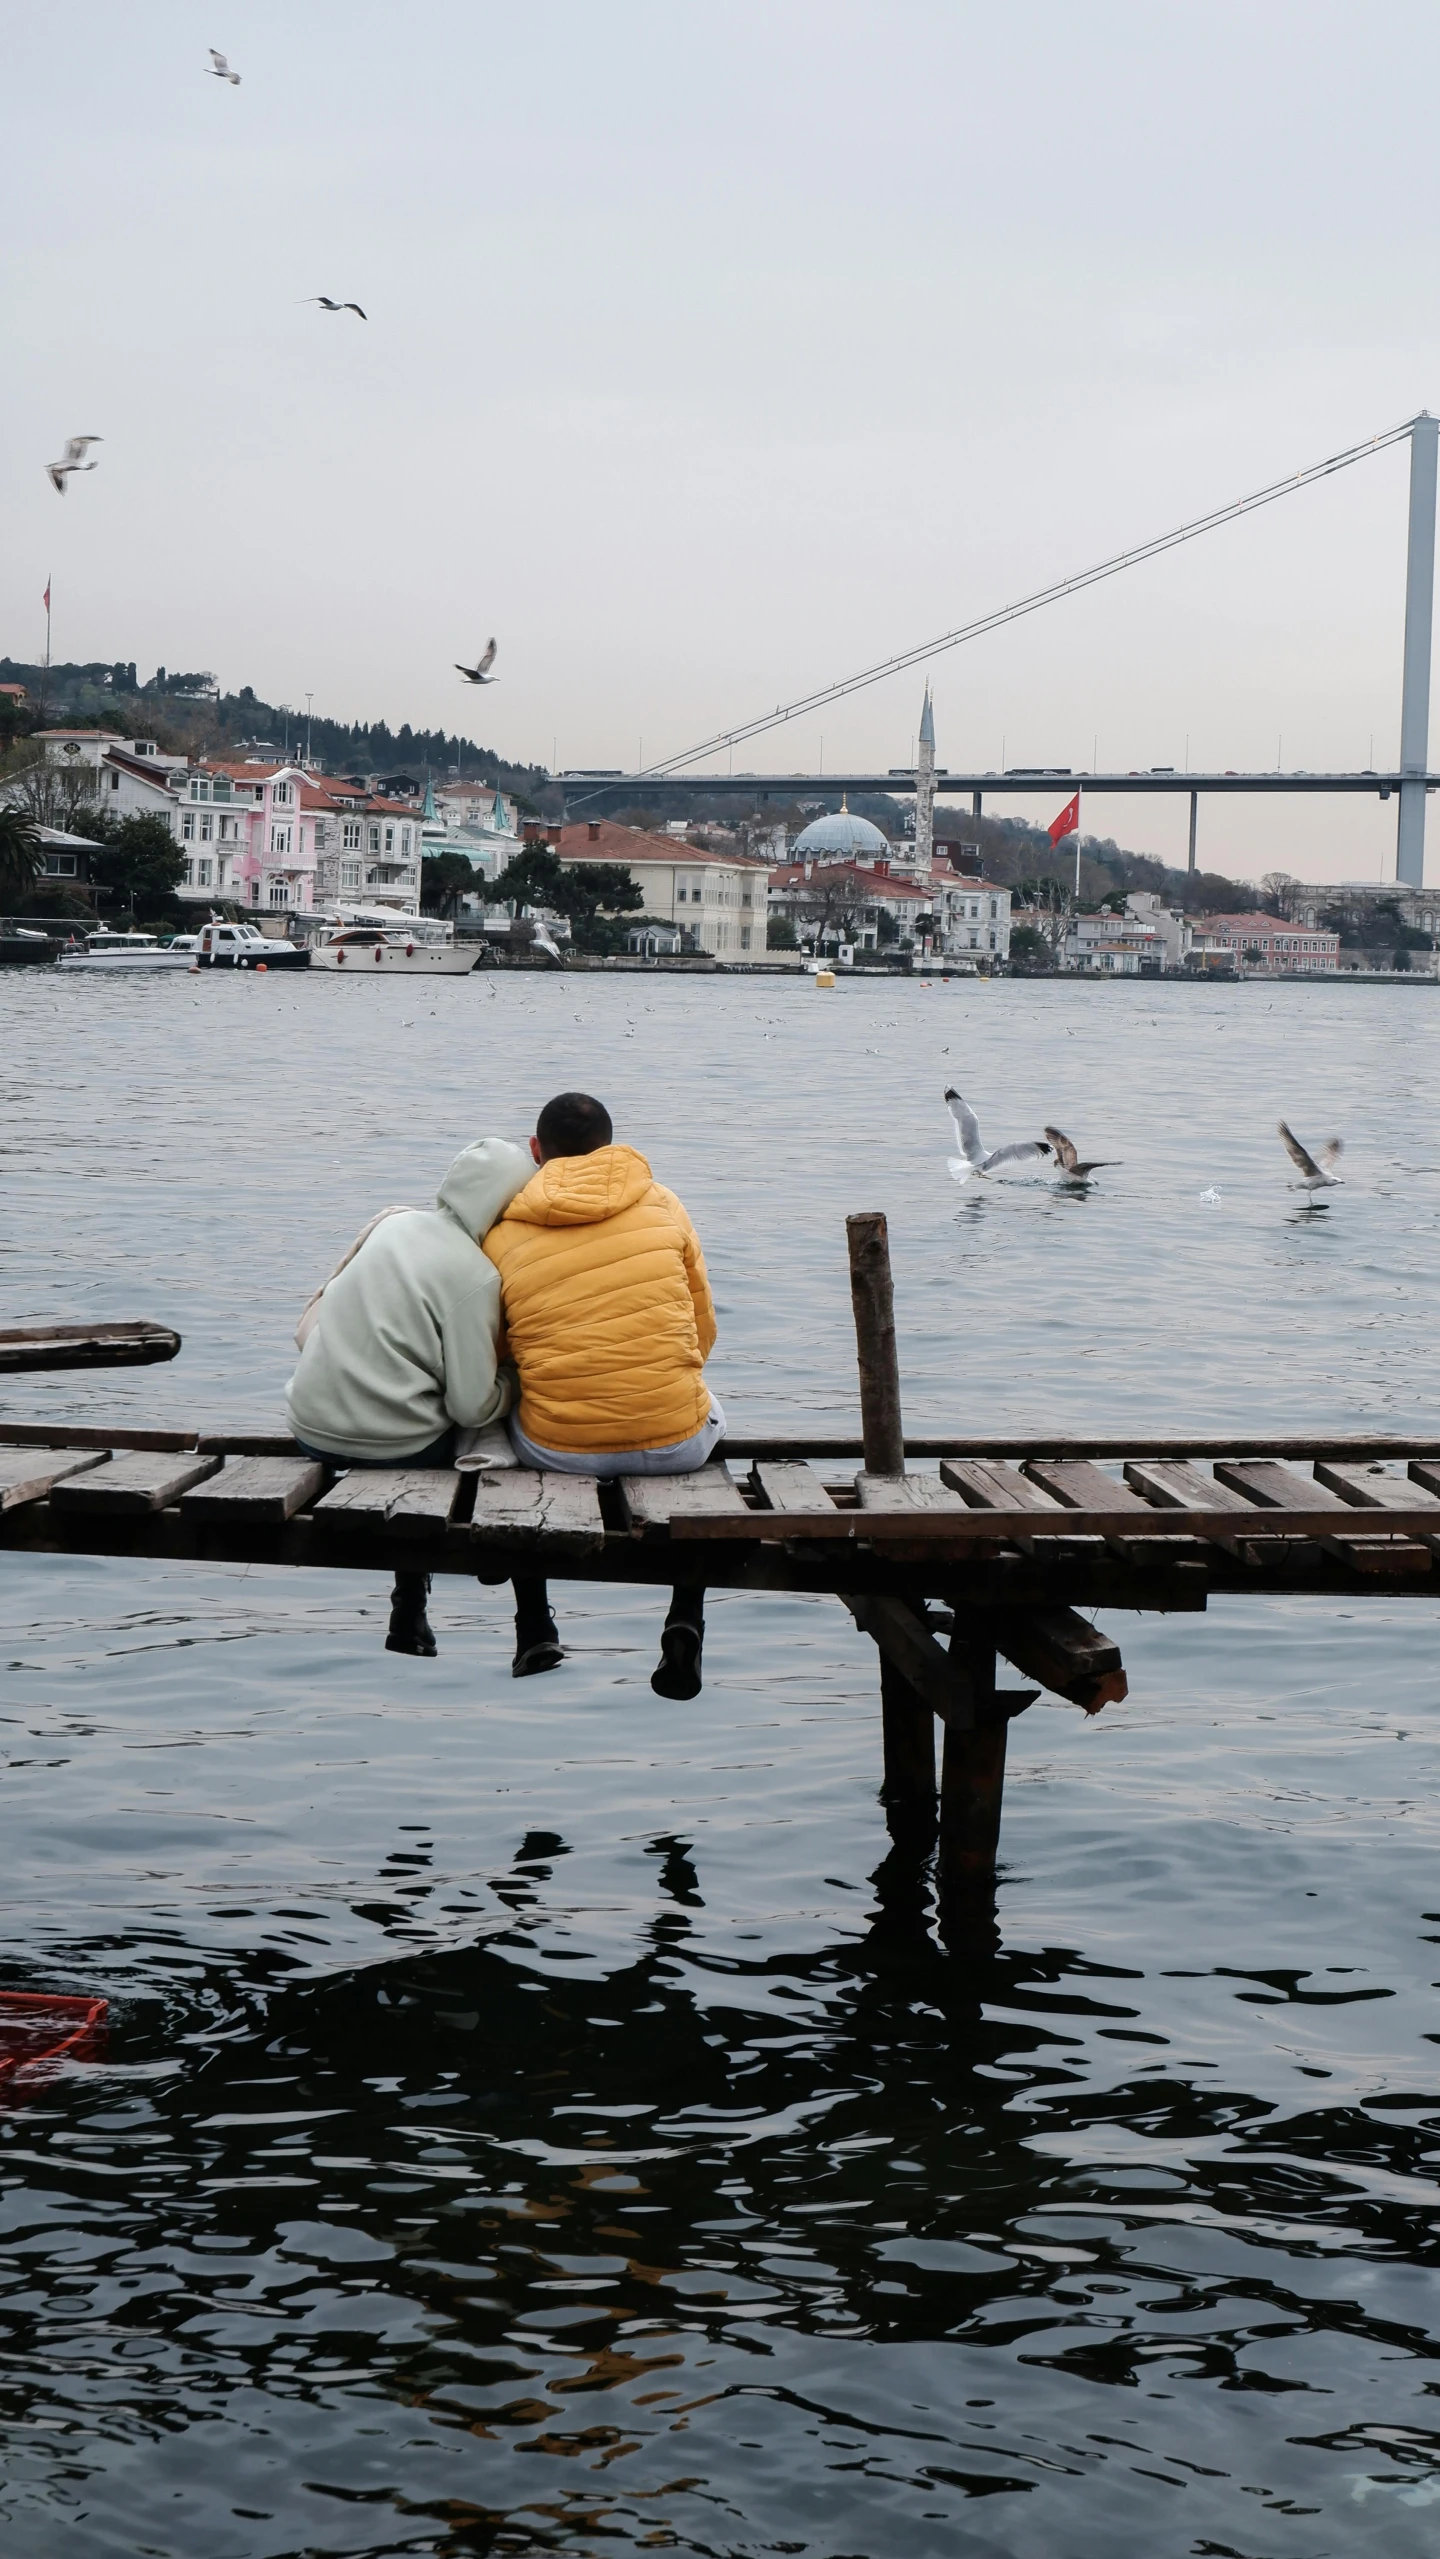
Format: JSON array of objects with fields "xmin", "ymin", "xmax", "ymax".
[
  {"xmin": 512, "ymin": 1575, "xmax": 563, "ymax": 1678},
  {"xmin": 386, "ymin": 1570, "xmax": 436, "ymax": 1658},
  {"xmin": 651, "ymin": 1584, "xmax": 705, "ymax": 1700}
]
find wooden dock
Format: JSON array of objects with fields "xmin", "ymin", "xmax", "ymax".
[{"xmin": 4, "ymin": 1217, "xmax": 1438, "ymax": 1925}]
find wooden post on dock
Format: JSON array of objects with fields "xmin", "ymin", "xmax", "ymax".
[
  {"xmin": 846, "ymin": 1212, "xmax": 936, "ymax": 1840},
  {"xmin": 938, "ymin": 1629, "xmax": 1008, "ymax": 1922}
]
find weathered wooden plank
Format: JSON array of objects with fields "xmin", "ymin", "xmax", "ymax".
[
  {"xmin": 992, "ymin": 1608, "xmax": 1129, "ymax": 1713},
  {"xmin": 181, "ymin": 1456, "xmax": 326, "ymax": 1523},
  {"xmin": 1215, "ymin": 1458, "xmax": 1429, "ymax": 1574},
  {"xmin": 1318, "ymin": 1459, "xmax": 1440, "ymax": 1515},
  {"xmin": 1025, "ymin": 1458, "xmax": 1150, "ymax": 1511},
  {"xmin": 941, "ymin": 1457, "xmax": 1065, "ymax": 1511},
  {"xmin": 0, "ymin": 1321, "xmax": 180, "ymax": 1374},
  {"xmin": 1124, "ymin": 1458, "xmax": 1260, "ymax": 1512},
  {"xmin": 1408, "ymin": 1458, "xmax": 1440, "ymax": 1500},
  {"xmin": 470, "ymin": 1470, "xmax": 605, "ymax": 1550},
  {"xmin": 856, "ymin": 1471, "xmax": 969, "ymax": 1514},
  {"xmin": 314, "ymin": 1468, "xmax": 462, "ymax": 1537},
  {"xmin": 751, "ymin": 1460, "xmax": 844, "ymax": 1516},
  {"xmin": 724, "ymin": 1435, "xmax": 1440, "ymax": 1462},
  {"xmin": 622, "ymin": 1469, "xmax": 750, "ymax": 1531},
  {"xmin": 51, "ymin": 1450, "xmax": 222, "ymax": 1514},
  {"xmin": 665, "ymin": 1500, "xmax": 1440, "ymax": 1545},
  {"xmin": 0, "ymin": 1445, "xmax": 109, "ymax": 1513}
]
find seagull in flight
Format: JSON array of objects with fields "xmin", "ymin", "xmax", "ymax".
[
  {"xmin": 456, "ymin": 639, "xmax": 498, "ymax": 685},
  {"xmin": 1044, "ymin": 1125, "xmax": 1121, "ymax": 1185},
  {"xmin": 1278, "ymin": 1120, "xmax": 1342, "ymax": 1194},
  {"xmin": 46, "ymin": 436, "xmax": 102, "ymax": 494},
  {"xmin": 302, "ymin": 296, "xmax": 367, "ymax": 319},
  {"xmin": 944, "ymin": 1089, "xmax": 1051, "ymax": 1184},
  {"xmin": 206, "ymin": 48, "xmax": 241, "ymax": 83}
]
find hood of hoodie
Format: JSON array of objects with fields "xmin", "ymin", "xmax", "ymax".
[
  {"xmin": 436, "ymin": 1137, "xmax": 534, "ymax": 1239},
  {"xmin": 504, "ymin": 1144, "xmax": 653, "ymax": 1229}
]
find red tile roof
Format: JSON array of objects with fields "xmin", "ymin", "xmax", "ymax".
[{"xmin": 557, "ymin": 818, "xmax": 769, "ymax": 867}]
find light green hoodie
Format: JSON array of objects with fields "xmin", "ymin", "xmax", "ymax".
[{"xmin": 285, "ymin": 1138, "xmax": 533, "ymax": 1460}]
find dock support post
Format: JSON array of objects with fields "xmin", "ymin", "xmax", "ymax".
[
  {"xmin": 1187, "ymin": 788, "xmax": 1198, "ymax": 874},
  {"xmin": 846, "ymin": 1211, "xmax": 935, "ymax": 1836},
  {"xmin": 938, "ymin": 1631, "xmax": 1007, "ymax": 1925}
]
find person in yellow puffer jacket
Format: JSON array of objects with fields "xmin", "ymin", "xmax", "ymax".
[{"xmin": 484, "ymin": 1091, "xmax": 725, "ymax": 1698}]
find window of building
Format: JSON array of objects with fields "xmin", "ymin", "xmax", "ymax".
[
  {"xmin": 400, "ymin": 826, "xmax": 411, "ymax": 853},
  {"xmin": 218, "ymin": 816, "xmax": 233, "ymax": 841},
  {"xmin": 273, "ymin": 782, "xmax": 291, "ymax": 806},
  {"xmin": 314, "ymin": 822, "xmax": 327, "ymax": 849},
  {"xmin": 109, "ymin": 769, "xmax": 121, "ymax": 792},
  {"xmin": 181, "ymin": 812, "xmax": 195, "ymax": 840},
  {"xmin": 343, "ymin": 821, "xmax": 361, "ymax": 850},
  {"xmin": 384, "ymin": 826, "xmax": 395, "ymax": 853},
  {"xmin": 198, "ymin": 857, "xmax": 213, "ymax": 887},
  {"xmin": 200, "ymin": 814, "xmax": 213, "ymax": 842},
  {"xmin": 369, "ymin": 825, "xmax": 380, "ymax": 853},
  {"xmin": 250, "ymin": 879, "xmax": 261, "ymax": 905},
  {"xmin": 741, "ymin": 880, "xmax": 752, "ymax": 906},
  {"xmin": 740, "ymin": 925, "xmax": 752, "ymax": 951},
  {"xmin": 270, "ymin": 825, "xmax": 291, "ymax": 854},
  {"xmin": 268, "ymin": 878, "xmax": 289, "ymax": 907},
  {"xmin": 44, "ymin": 851, "xmax": 78, "ymax": 877},
  {"xmin": 340, "ymin": 861, "xmax": 361, "ymax": 890}
]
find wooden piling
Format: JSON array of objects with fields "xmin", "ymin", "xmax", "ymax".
[
  {"xmin": 846, "ymin": 1212, "xmax": 935, "ymax": 1831},
  {"xmin": 938, "ymin": 1631, "xmax": 1008, "ymax": 1911}
]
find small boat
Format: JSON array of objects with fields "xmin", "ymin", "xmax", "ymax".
[
  {"xmin": 0, "ymin": 928, "xmax": 58, "ymax": 967},
  {"xmin": 308, "ymin": 910, "xmax": 481, "ymax": 976},
  {"xmin": 57, "ymin": 930, "xmax": 197, "ymax": 972},
  {"xmin": 191, "ymin": 920, "xmax": 309, "ymax": 971}
]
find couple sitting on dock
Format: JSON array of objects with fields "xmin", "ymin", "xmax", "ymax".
[{"xmin": 285, "ymin": 1091, "xmax": 722, "ymax": 1699}]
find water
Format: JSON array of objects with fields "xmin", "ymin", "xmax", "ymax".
[{"xmin": 2, "ymin": 967, "xmax": 1439, "ymax": 2556}]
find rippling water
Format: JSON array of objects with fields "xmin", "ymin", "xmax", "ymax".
[{"xmin": 3, "ymin": 967, "xmax": 1440, "ymax": 2556}]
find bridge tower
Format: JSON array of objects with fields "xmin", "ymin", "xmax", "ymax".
[
  {"xmin": 1397, "ymin": 411, "xmax": 1438, "ymax": 887},
  {"xmin": 913, "ymin": 685, "xmax": 936, "ymax": 879}
]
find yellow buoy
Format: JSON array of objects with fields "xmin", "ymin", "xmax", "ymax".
[{"xmin": 815, "ymin": 968, "xmax": 836, "ymax": 988}]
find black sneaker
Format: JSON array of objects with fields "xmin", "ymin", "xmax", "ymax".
[
  {"xmin": 386, "ymin": 1605, "xmax": 437, "ymax": 1658},
  {"xmin": 513, "ymin": 1625, "xmax": 564, "ymax": 1678},
  {"xmin": 651, "ymin": 1621, "xmax": 703, "ymax": 1701}
]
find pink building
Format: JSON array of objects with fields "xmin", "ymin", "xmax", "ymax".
[{"xmin": 176, "ymin": 762, "xmax": 319, "ymax": 912}]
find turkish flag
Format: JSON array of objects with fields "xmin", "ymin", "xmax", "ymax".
[
  {"xmin": 1047, "ymin": 792, "xmax": 1080, "ymax": 846},
  {"xmin": 42, "ymin": 581, "xmax": 50, "ymax": 613}
]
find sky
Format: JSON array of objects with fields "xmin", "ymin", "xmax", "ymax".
[{"xmin": 6, "ymin": 0, "xmax": 1440, "ymax": 883}]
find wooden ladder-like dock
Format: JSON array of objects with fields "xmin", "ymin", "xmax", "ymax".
[{"xmin": 4, "ymin": 1220, "xmax": 1440, "ymax": 1919}]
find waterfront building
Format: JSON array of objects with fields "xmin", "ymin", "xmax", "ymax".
[
  {"xmin": 790, "ymin": 798, "xmax": 893, "ymax": 866},
  {"xmin": 1193, "ymin": 911, "xmax": 1340, "ymax": 973},
  {"xmin": 768, "ymin": 856, "xmax": 931, "ymax": 954},
  {"xmin": 557, "ymin": 818, "xmax": 770, "ymax": 958}
]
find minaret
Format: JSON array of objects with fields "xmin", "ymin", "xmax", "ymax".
[{"xmin": 913, "ymin": 685, "xmax": 935, "ymax": 880}]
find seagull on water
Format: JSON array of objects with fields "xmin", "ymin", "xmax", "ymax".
[
  {"xmin": 47, "ymin": 435, "xmax": 102, "ymax": 494},
  {"xmin": 1044, "ymin": 1125, "xmax": 1121, "ymax": 1186},
  {"xmin": 206, "ymin": 48, "xmax": 241, "ymax": 83},
  {"xmin": 456, "ymin": 639, "xmax": 498, "ymax": 685},
  {"xmin": 944, "ymin": 1089, "xmax": 1051, "ymax": 1184},
  {"xmin": 1278, "ymin": 1120, "xmax": 1343, "ymax": 1195},
  {"xmin": 302, "ymin": 296, "xmax": 367, "ymax": 318}
]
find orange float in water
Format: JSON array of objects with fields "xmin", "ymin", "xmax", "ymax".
[{"xmin": 0, "ymin": 1992, "xmax": 107, "ymax": 2099}]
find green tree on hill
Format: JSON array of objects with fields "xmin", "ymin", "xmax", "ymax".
[{"xmin": 88, "ymin": 812, "xmax": 187, "ymax": 924}]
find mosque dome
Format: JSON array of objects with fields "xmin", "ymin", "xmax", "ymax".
[{"xmin": 792, "ymin": 796, "xmax": 889, "ymax": 862}]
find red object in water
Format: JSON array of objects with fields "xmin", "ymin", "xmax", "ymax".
[{"xmin": 0, "ymin": 1991, "xmax": 107, "ymax": 2091}]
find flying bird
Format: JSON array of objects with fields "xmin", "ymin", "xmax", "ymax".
[
  {"xmin": 456, "ymin": 639, "xmax": 498, "ymax": 685},
  {"xmin": 1278, "ymin": 1120, "xmax": 1343, "ymax": 1194},
  {"xmin": 1044, "ymin": 1125, "xmax": 1121, "ymax": 1185},
  {"xmin": 206, "ymin": 48, "xmax": 241, "ymax": 83},
  {"xmin": 46, "ymin": 436, "xmax": 102, "ymax": 494},
  {"xmin": 944, "ymin": 1088, "xmax": 1051, "ymax": 1184},
  {"xmin": 302, "ymin": 296, "xmax": 367, "ymax": 318}
]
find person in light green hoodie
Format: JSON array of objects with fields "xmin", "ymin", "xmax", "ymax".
[{"xmin": 286, "ymin": 1137, "xmax": 557, "ymax": 1665}]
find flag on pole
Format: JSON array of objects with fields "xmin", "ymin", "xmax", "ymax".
[
  {"xmin": 1047, "ymin": 791, "xmax": 1080, "ymax": 846},
  {"xmin": 42, "ymin": 580, "xmax": 50, "ymax": 614}
]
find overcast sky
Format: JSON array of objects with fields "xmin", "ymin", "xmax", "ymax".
[{"xmin": 6, "ymin": 0, "xmax": 1440, "ymax": 881}]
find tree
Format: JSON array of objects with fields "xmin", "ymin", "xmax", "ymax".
[
  {"xmin": 2, "ymin": 746, "xmax": 100, "ymax": 831},
  {"xmin": 1260, "ymin": 870, "xmax": 1302, "ymax": 919},
  {"xmin": 1008, "ymin": 924, "xmax": 1051, "ymax": 973},
  {"xmin": 1240, "ymin": 943, "xmax": 1267, "ymax": 967},
  {"xmin": 88, "ymin": 813, "xmax": 187, "ymax": 922},
  {"xmin": 766, "ymin": 914, "xmax": 797, "ymax": 950},
  {"xmin": 0, "ymin": 805, "xmax": 43, "ymax": 906},
  {"xmin": 493, "ymin": 845, "xmax": 642, "ymax": 926},
  {"xmin": 421, "ymin": 850, "xmax": 478, "ymax": 916}
]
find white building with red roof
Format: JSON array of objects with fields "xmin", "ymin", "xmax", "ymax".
[{"xmin": 556, "ymin": 819, "xmax": 771, "ymax": 958}]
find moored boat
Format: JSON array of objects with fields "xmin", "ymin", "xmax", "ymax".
[
  {"xmin": 57, "ymin": 930, "xmax": 197, "ymax": 972},
  {"xmin": 307, "ymin": 909, "xmax": 480, "ymax": 975},
  {"xmin": 191, "ymin": 920, "xmax": 309, "ymax": 970}
]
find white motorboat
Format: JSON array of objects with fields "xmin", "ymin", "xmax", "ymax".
[
  {"xmin": 308, "ymin": 910, "xmax": 480, "ymax": 975},
  {"xmin": 191, "ymin": 920, "xmax": 309, "ymax": 970},
  {"xmin": 56, "ymin": 930, "xmax": 197, "ymax": 972}
]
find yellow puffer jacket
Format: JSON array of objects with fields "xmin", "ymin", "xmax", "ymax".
[{"xmin": 485, "ymin": 1146, "xmax": 717, "ymax": 1454}]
